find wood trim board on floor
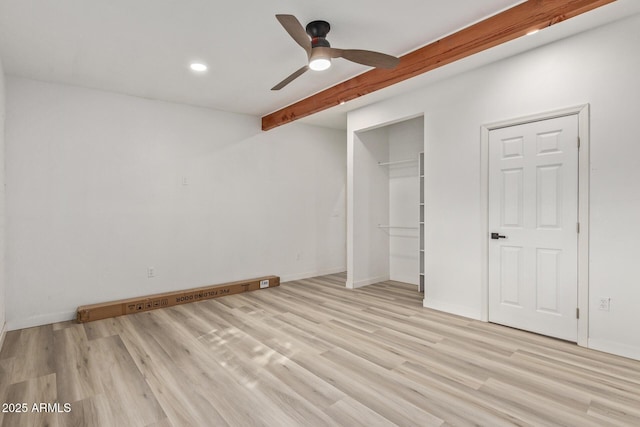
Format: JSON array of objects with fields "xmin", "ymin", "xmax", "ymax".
[{"xmin": 76, "ymin": 275, "xmax": 280, "ymax": 323}]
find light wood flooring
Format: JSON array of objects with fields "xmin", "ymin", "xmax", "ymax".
[{"xmin": 1, "ymin": 273, "xmax": 640, "ymax": 426}]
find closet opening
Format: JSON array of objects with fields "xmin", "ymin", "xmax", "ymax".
[{"xmin": 347, "ymin": 115, "xmax": 424, "ymax": 292}]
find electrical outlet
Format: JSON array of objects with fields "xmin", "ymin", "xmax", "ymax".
[
  {"xmin": 147, "ymin": 267, "xmax": 155, "ymax": 278},
  {"xmin": 598, "ymin": 297, "xmax": 610, "ymax": 311}
]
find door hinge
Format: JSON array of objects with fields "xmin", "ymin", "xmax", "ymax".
[
  {"xmin": 577, "ymin": 222, "xmax": 580, "ymax": 233},
  {"xmin": 577, "ymin": 137, "xmax": 581, "ymax": 149},
  {"xmin": 576, "ymin": 308, "xmax": 580, "ymax": 319}
]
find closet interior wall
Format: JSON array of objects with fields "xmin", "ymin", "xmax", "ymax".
[{"xmin": 388, "ymin": 118, "xmax": 423, "ymax": 286}]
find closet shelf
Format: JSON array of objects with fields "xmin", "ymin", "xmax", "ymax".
[
  {"xmin": 378, "ymin": 159, "xmax": 418, "ymax": 166},
  {"xmin": 377, "ymin": 225, "xmax": 419, "ymax": 230}
]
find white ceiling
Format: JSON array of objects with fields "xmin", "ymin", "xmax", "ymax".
[{"xmin": 1, "ymin": 0, "xmax": 639, "ymax": 130}]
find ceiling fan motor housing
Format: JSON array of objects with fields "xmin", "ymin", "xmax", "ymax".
[{"xmin": 306, "ymin": 20, "xmax": 331, "ymax": 48}]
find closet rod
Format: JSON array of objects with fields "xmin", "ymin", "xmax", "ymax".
[
  {"xmin": 377, "ymin": 159, "xmax": 417, "ymax": 166},
  {"xmin": 377, "ymin": 225, "xmax": 419, "ymax": 230}
]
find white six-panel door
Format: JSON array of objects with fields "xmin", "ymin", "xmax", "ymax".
[{"xmin": 488, "ymin": 115, "xmax": 579, "ymax": 342}]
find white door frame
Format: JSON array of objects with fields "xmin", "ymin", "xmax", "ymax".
[
  {"xmin": 480, "ymin": 104, "xmax": 589, "ymax": 347},
  {"xmin": 347, "ymin": 112, "xmax": 425, "ymax": 289}
]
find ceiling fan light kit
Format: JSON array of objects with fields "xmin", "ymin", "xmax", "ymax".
[
  {"xmin": 272, "ymin": 14, "xmax": 399, "ymax": 90},
  {"xmin": 309, "ymin": 49, "xmax": 332, "ymax": 71}
]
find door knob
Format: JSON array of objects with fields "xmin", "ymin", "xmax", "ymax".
[{"xmin": 491, "ymin": 232, "xmax": 507, "ymax": 240}]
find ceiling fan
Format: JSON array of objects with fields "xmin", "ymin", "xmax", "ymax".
[{"xmin": 272, "ymin": 14, "xmax": 400, "ymax": 90}]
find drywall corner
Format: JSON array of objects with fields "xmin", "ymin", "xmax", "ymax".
[{"xmin": 0, "ymin": 53, "xmax": 6, "ymax": 347}]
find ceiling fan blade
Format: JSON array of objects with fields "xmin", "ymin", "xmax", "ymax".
[
  {"xmin": 271, "ymin": 65, "xmax": 309, "ymax": 90},
  {"xmin": 329, "ymin": 48, "xmax": 400, "ymax": 69},
  {"xmin": 276, "ymin": 15, "xmax": 311, "ymax": 55}
]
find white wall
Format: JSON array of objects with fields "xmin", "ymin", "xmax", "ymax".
[
  {"xmin": 5, "ymin": 77, "xmax": 346, "ymax": 329},
  {"xmin": 0, "ymin": 55, "xmax": 6, "ymax": 347},
  {"xmin": 348, "ymin": 127, "xmax": 390, "ymax": 288},
  {"xmin": 348, "ymin": 13, "xmax": 640, "ymax": 360}
]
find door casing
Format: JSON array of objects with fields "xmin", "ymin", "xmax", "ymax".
[{"xmin": 480, "ymin": 104, "xmax": 590, "ymax": 347}]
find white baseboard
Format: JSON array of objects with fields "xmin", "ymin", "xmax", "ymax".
[
  {"xmin": 7, "ymin": 310, "xmax": 76, "ymax": 331},
  {"xmin": 350, "ymin": 275, "xmax": 391, "ymax": 289},
  {"xmin": 588, "ymin": 337, "xmax": 640, "ymax": 361},
  {"xmin": 389, "ymin": 275, "xmax": 419, "ymax": 286},
  {"xmin": 280, "ymin": 266, "xmax": 346, "ymax": 283},
  {"xmin": 423, "ymin": 298, "xmax": 481, "ymax": 320},
  {"xmin": 0, "ymin": 322, "xmax": 6, "ymax": 352}
]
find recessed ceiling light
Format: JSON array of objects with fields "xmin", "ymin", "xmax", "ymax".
[
  {"xmin": 526, "ymin": 29, "xmax": 540, "ymax": 36},
  {"xmin": 190, "ymin": 63, "xmax": 208, "ymax": 72}
]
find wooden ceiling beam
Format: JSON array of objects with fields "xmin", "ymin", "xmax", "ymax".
[{"xmin": 261, "ymin": 0, "xmax": 615, "ymax": 131}]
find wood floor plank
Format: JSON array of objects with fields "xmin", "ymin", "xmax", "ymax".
[
  {"xmin": 57, "ymin": 393, "xmax": 111, "ymax": 427},
  {"xmin": 587, "ymin": 399, "xmax": 640, "ymax": 426},
  {"xmin": 1, "ymin": 374, "xmax": 58, "ymax": 427},
  {"xmin": 1, "ymin": 272, "xmax": 639, "ymax": 426},
  {"xmin": 392, "ymin": 361, "xmax": 538, "ymax": 426},
  {"xmin": 3, "ymin": 326, "xmax": 55, "ymax": 384},
  {"xmin": 0, "ymin": 357, "xmax": 15, "ymax": 406},
  {"xmin": 293, "ymin": 351, "xmax": 445, "ymax": 426},
  {"xmin": 510, "ymin": 350, "xmax": 640, "ymax": 405},
  {"xmin": 323, "ymin": 346, "xmax": 516, "ymax": 427},
  {"xmin": 325, "ymin": 397, "xmax": 398, "ymax": 427},
  {"xmin": 145, "ymin": 417, "xmax": 173, "ymax": 427},
  {"xmin": 176, "ymin": 308, "xmax": 343, "ymax": 426},
  {"xmin": 89, "ymin": 334, "xmax": 166, "ymax": 426},
  {"xmin": 126, "ymin": 310, "xmax": 304, "ymax": 426},
  {"xmin": 125, "ymin": 312, "xmax": 245, "ymax": 424},
  {"xmin": 0, "ymin": 330, "xmax": 21, "ymax": 359},
  {"xmin": 52, "ymin": 320, "xmax": 76, "ymax": 331},
  {"xmin": 53, "ymin": 324, "xmax": 104, "ymax": 403},
  {"xmin": 480, "ymin": 378, "xmax": 609, "ymax": 427},
  {"xmin": 82, "ymin": 317, "xmax": 125, "ymax": 341},
  {"xmin": 196, "ymin": 328, "xmax": 340, "ymax": 426},
  {"xmin": 118, "ymin": 319, "xmax": 228, "ymax": 427}
]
